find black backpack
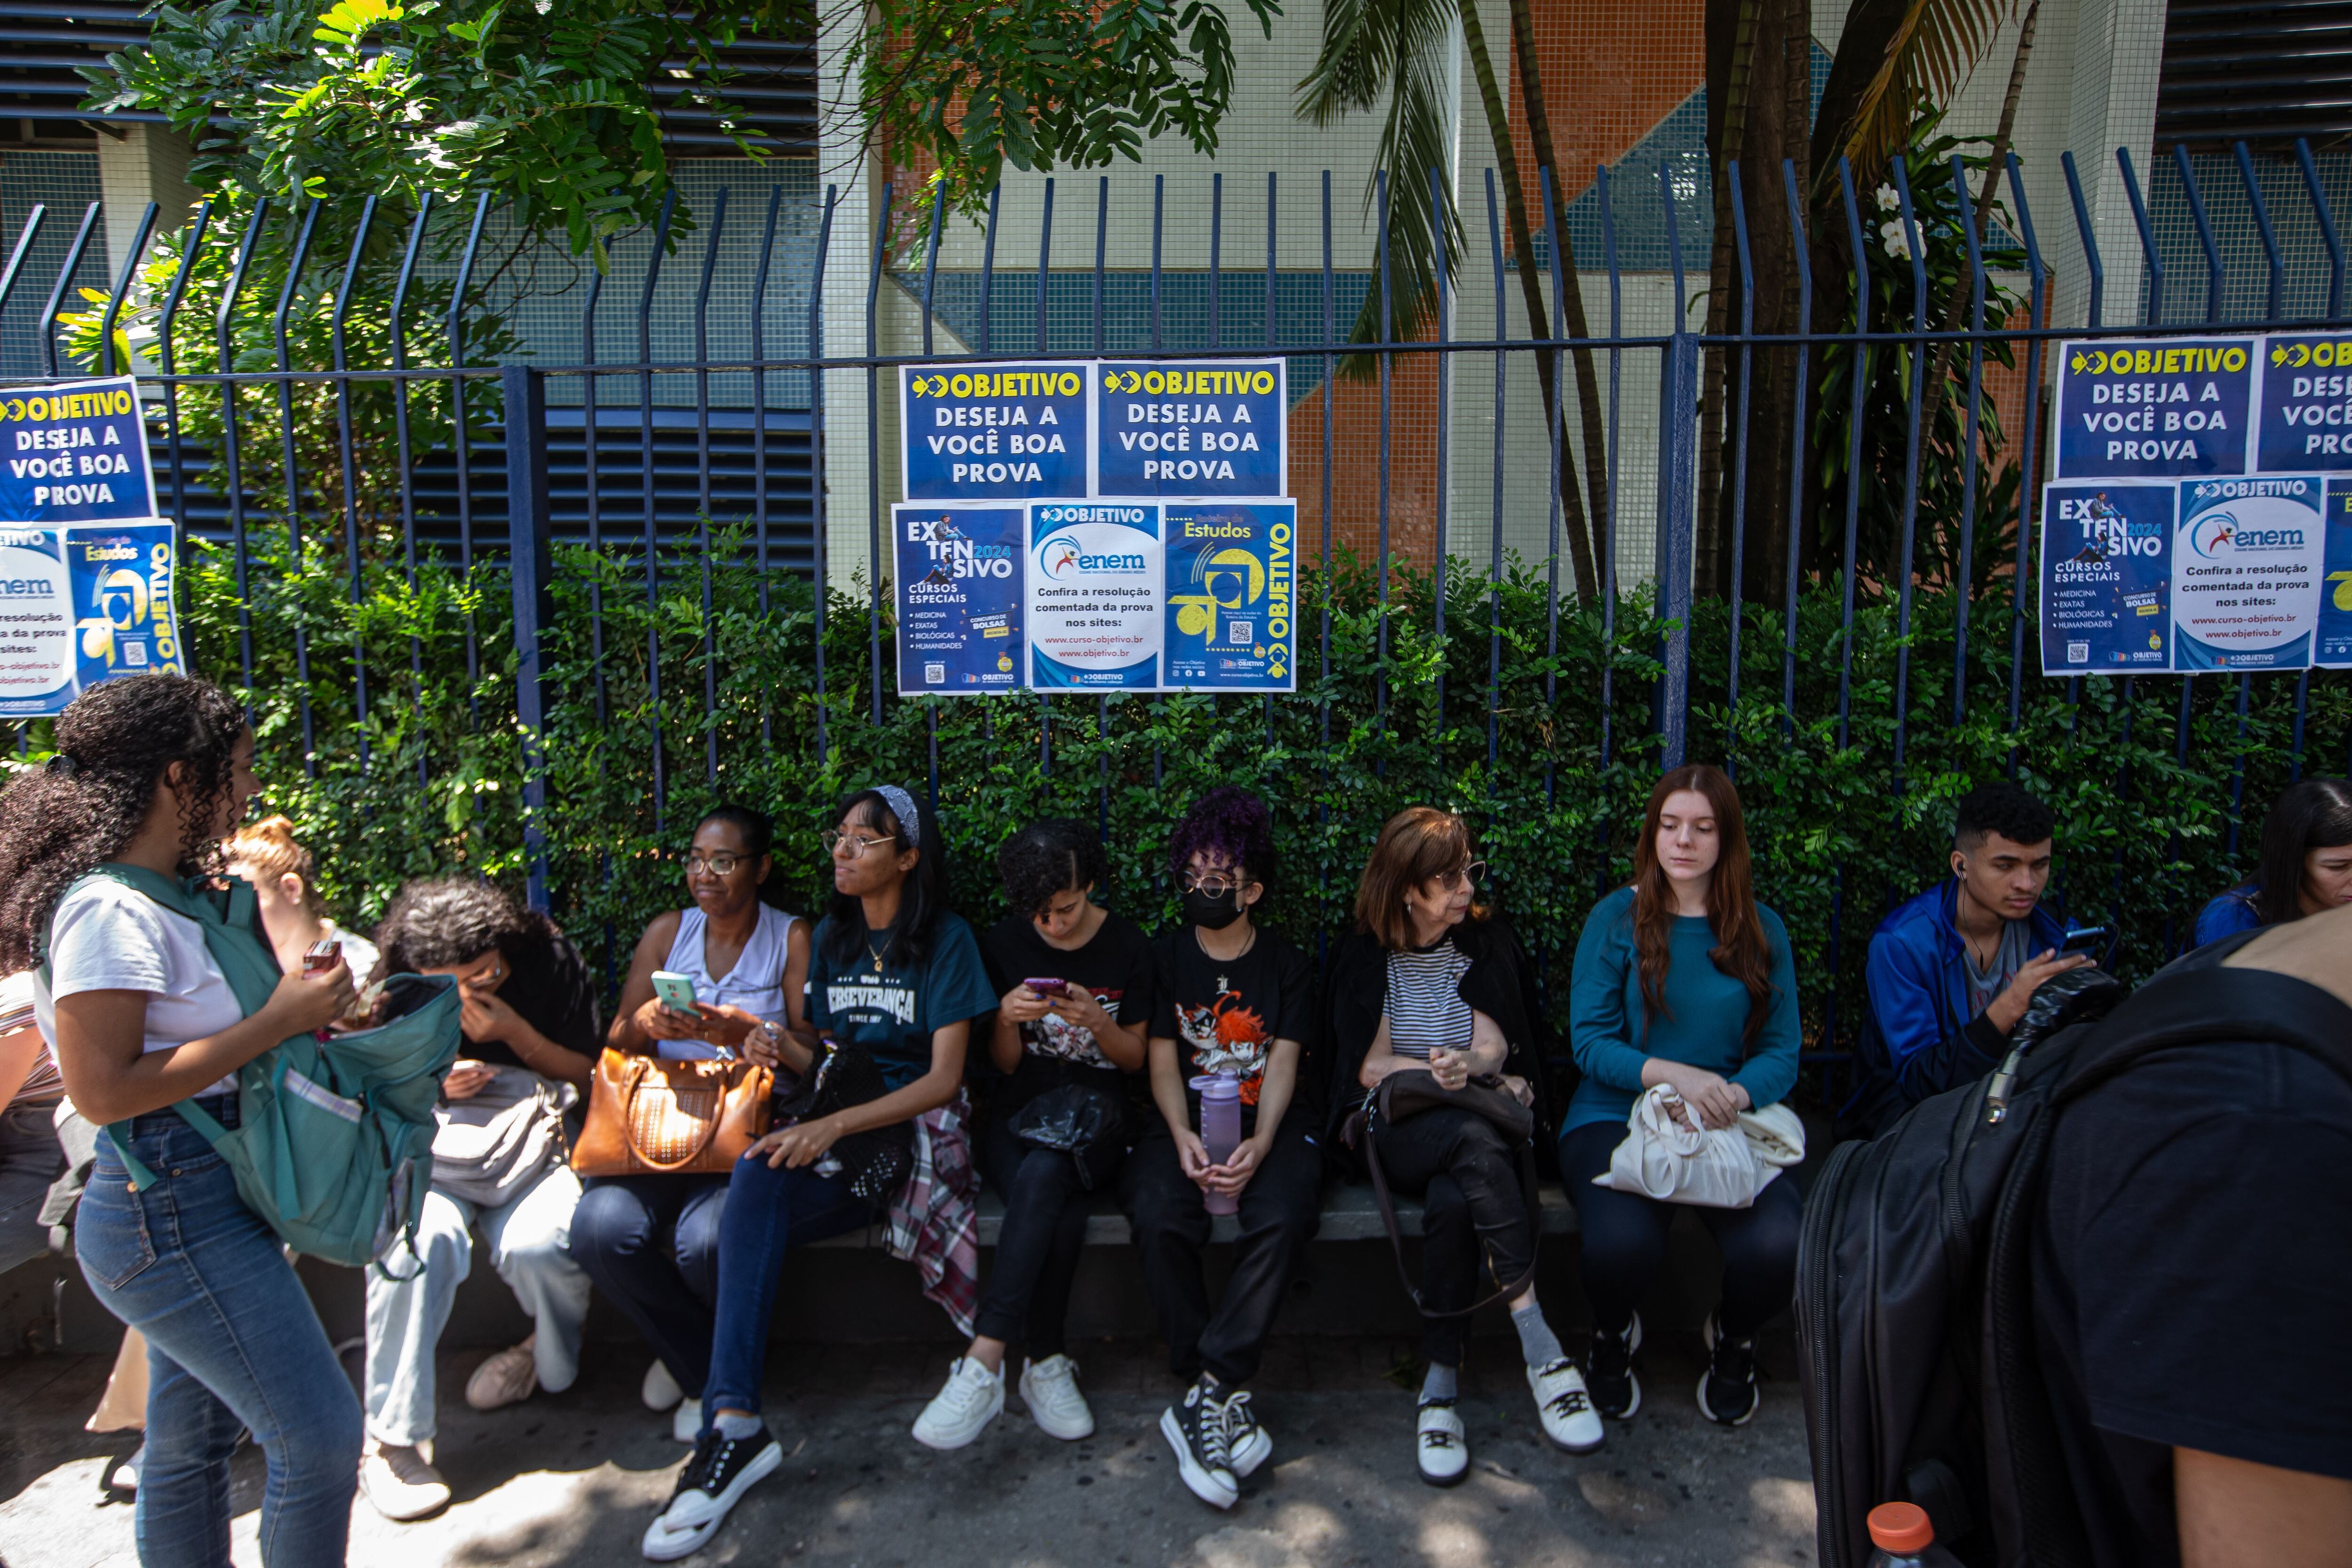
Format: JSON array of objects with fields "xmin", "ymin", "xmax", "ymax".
[{"xmin": 1796, "ymin": 940, "xmax": 2352, "ymax": 1568}]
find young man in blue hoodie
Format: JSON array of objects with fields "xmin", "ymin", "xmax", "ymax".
[{"xmin": 1849, "ymin": 782, "xmax": 2086, "ymax": 1134}]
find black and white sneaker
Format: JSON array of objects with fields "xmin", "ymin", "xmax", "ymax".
[
  {"xmin": 1587, "ymin": 1310, "xmax": 1644, "ymax": 1420},
  {"xmin": 1216, "ymin": 1386, "xmax": 1271, "ymax": 1478},
  {"xmin": 641, "ymin": 1425, "xmax": 783, "ymax": 1560},
  {"xmin": 1415, "ymin": 1398, "xmax": 1469, "ymax": 1487},
  {"xmin": 1160, "ymin": 1379, "xmax": 1239, "ymax": 1509},
  {"xmin": 1696, "ymin": 1312, "xmax": 1759, "ymax": 1427}
]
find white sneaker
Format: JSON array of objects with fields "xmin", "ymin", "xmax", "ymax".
[
  {"xmin": 1018, "ymin": 1354, "xmax": 1095, "ymax": 1441},
  {"xmin": 464, "ymin": 1335, "xmax": 539, "ymax": 1411},
  {"xmin": 911, "ymin": 1357, "xmax": 1005, "ymax": 1450},
  {"xmin": 642, "ymin": 1360, "xmax": 683, "ymax": 1412},
  {"xmin": 106, "ymin": 1443, "xmax": 143, "ymax": 1495},
  {"xmin": 1415, "ymin": 1398, "xmax": 1469, "ymax": 1487},
  {"xmin": 360, "ymin": 1440, "xmax": 451, "ymax": 1521},
  {"xmin": 1217, "ymin": 1387, "xmax": 1271, "ymax": 1478},
  {"xmin": 671, "ymin": 1396, "xmax": 702, "ymax": 1445},
  {"xmin": 1528, "ymin": 1358, "xmax": 1606, "ymax": 1454},
  {"xmin": 642, "ymin": 1427, "xmax": 781, "ymax": 1560}
]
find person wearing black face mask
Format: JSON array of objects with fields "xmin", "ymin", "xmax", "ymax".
[{"xmin": 1121, "ymin": 787, "xmax": 1324, "ymax": 1512}]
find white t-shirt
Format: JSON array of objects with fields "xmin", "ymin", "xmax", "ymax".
[{"xmin": 34, "ymin": 879, "xmax": 246, "ymax": 1096}]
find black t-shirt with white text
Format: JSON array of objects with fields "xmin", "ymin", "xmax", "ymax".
[
  {"xmin": 1151, "ymin": 924, "xmax": 1317, "ymax": 1137},
  {"xmin": 980, "ymin": 910, "xmax": 1156, "ymax": 1112},
  {"xmin": 2034, "ymin": 965, "xmax": 2352, "ymax": 1566}
]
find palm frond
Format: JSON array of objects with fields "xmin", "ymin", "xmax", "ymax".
[{"xmin": 1842, "ymin": 0, "xmax": 2015, "ymax": 180}]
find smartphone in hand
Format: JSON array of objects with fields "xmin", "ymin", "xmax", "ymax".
[
  {"xmin": 1025, "ymin": 977, "xmax": 1069, "ymax": 998},
  {"xmin": 2059, "ymin": 925, "xmax": 2111, "ymax": 957},
  {"xmin": 651, "ymin": 971, "xmax": 700, "ymax": 1013}
]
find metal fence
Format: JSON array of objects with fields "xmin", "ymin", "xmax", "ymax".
[{"xmin": 3, "ymin": 140, "xmax": 2347, "ymax": 1079}]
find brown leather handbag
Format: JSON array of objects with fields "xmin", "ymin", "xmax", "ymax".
[{"xmin": 571, "ymin": 1049, "xmax": 773, "ymax": 1177}]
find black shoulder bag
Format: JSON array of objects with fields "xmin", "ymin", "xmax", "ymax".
[
  {"xmin": 772, "ymin": 1038, "xmax": 915, "ymax": 1203},
  {"xmin": 1341, "ymin": 1068, "xmax": 1544, "ymax": 1317}
]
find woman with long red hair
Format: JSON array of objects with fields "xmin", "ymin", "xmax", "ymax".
[{"xmin": 1565, "ymin": 764, "xmax": 1801, "ymax": 1430}]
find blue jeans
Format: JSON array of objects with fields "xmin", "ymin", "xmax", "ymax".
[
  {"xmin": 75, "ymin": 1107, "xmax": 363, "ymax": 1568},
  {"xmin": 702, "ymin": 1154, "xmax": 873, "ymax": 1421},
  {"xmin": 570, "ymin": 1172, "xmax": 730, "ymax": 1397}
]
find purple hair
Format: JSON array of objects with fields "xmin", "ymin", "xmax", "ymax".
[{"xmin": 1168, "ymin": 786, "xmax": 1279, "ymax": 888}]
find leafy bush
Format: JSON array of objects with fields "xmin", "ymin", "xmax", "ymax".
[{"xmin": 162, "ymin": 524, "xmax": 2351, "ymax": 1099}]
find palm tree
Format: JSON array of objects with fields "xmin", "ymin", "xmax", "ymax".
[{"xmin": 1297, "ymin": 0, "xmax": 1611, "ymax": 603}]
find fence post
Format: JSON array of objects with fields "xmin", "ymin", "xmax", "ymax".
[
  {"xmin": 504, "ymin": 364, "xmax": 555, "ymax": 914},
  {"xmin": 1654, "ymin": 330, "xmax": 1700, "ymax": 770}
]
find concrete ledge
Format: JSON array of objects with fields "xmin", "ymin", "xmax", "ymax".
[{"xmin": 807, "ymin": 1178, "xmax": 1582, "ymax": 1249}]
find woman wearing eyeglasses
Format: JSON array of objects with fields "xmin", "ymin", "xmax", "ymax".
[
  {"xmin": 642, "ymin": 785, "xmax": 996, "ymax": 1561},
  {"xmin": 571, "ymin": 806, "xmax": 813, "ymax": 1448},
  {"xmin": 1328, "ymin": 807, "xmax": 1601, "ymax": 1484}
]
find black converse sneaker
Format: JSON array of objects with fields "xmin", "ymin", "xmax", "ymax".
[
  {"xmin": 1586, "ymin": 1309, "xmax": 1644, "ymax": 1420},
  {"xmin": 1696, "ymin": 1312, "xmax": 1760, "ymax": 1426},
  {"xmin": 1159, "ymin": 1378, "xmax": 1239, "ymax": 1509},
  {"xmin": 641, "ymin": 1424, "xmax": 783, "ymax": 1560},
  {"xmin": 1216, "ymin": 1386, "xmax": 1271, "ymax": 1478}
]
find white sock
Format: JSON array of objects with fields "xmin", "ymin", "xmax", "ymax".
[
  {"xmin": 1420, "ymin": 1362, "xmax": 1459, "ymax": 1403},
  {"xmin": 714, "ymin": 1410, "xmax": 763, "ymax": 1440}
]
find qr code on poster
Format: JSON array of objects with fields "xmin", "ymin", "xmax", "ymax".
[
  {"xmin": 925, "ymin": 662, "xmax": 946, "ymax": 684},
  {"xmin": 1227, "ymin": 620, "xmax": 1253, "ymax": 645},
  {"xmin": 2066, "ymin": 642, "xmax": 2089, "ymax": 665}
]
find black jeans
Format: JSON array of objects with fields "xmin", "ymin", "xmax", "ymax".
[
  {"xmin": 1119, "ymin": 1115, "xmax": 1323, "ymax": 1386},
  {"xmin": 1371, "ymin": 1105, "xmax": 1536, "ymax": 1368},
  {"xmin": 1558, "ymin": 1120, "xmax": 1803, "ymax": 1340},
  {"xmin": 568, "ymin": 1173, "xmax": 730, "ymax": 1397},
  {"xmin": 974, "ymin": 1113, "xmax": 1121, "ymax": 1357}
]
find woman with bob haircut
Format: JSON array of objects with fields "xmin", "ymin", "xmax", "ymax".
[
  {"xmin": 1328, "ymin": 806, "xmax": 1602, "ymax": 1483},
  {"xmin": 1565, "ymin": 764, "xmax": 1801, "ymax": 1430},
  {"xmin": 2192, "ymin": 776, "xmax": 2352, "ymax": 946}
]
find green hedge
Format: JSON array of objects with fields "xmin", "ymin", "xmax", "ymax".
[{"xmin": 141, "ymin": 527, "xmax": 2352, "ymax": 1080}]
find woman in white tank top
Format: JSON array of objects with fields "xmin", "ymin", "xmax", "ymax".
[{"xmin": 573, "ymin": 806, "xmax": 813, "ymax": 1440}]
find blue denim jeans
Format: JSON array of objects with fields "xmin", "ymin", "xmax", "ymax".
[
  {"xmin": 701, "ymin": 1153, "xmax": 873, "ymax": 1421},
  {"xmin": 75, "ymin": 1106, "xmax": 363, "ymax": 1568}
]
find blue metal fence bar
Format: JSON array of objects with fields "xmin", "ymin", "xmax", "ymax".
[
  {"xmin": 1034, "ymin": 177, "xmax": 1052, "ymax": 778},
  {"xmin": 0, "ymin": 207, "xmax": 46, "ymax": 328},
  {"xmin": 504, "ymin": 364, "xmax": 555, "ymax": 912},
  {"xmin": 215, "ymin": 201, "xmax": 269, "ymax": 700},
  {"xmin": 979, "ymin": 183, "xmax": 1000, "ymax": 355},
  {"xmin": 1093, "ymin": 176, "xmax": 1110, "ymax": 844},
  {"xmin": 388, "ymin": 197, "xmax": 432, "ymax": 788},
  {"xmin": 865, "ymin": 179, "xmax": 893, "ymax": 729},
  {"xmin": 328, "ymin": 197, "xmax": 378, "ymax": 770},
  {"xmin": 920, "ymin": 183, "xmax": 946, "ymax": 818},
  {"xmin": 36, "ymin": 202, "xmax": 98, "ymax": 378},
  {"xmin": 1950, "ymin": 159, "xmax": 1990, "ymax": 729},
  {"xmin": 1834, "ymin": 159, "xmax": 1869, "ymax": 749},
  {"xmin": 2173, "ymin": 145, "xmax": 2225, "ymax": 326},
  {"xmin": 751, "ymin": 185, "xmax": 780, "ymax": 747},
  {"xmin": 2061, "ymin": 151, "xmax": 2105, "ymax": 330},
  {"xmin": 809, "ymin": 185, "xmax": 837, "ymax": 764},
  {"xmin": 1539, "ymin": 167, "xmax": 1565, "ymax": 797},
  {"xmin": 1486, "ymin": 169, "xmax": 1506, "ymax": 778},
  {"xmin": 154, "ymin": 199, "xmax": 212, "ymax": 629},
  {"xmin": 2295, "ymin": 140, "xmax": 2343, "ymax": 321},
  {"xmin": 1431, "ymin": 163, "xmax": 1452, "ymax": 735},
  {"xmin": 1376, "ymin": 169, "xmax": 1393, "ymax": 740},
  {"xmin": 273, "ymin": 201, "xmax": 325, "ymax": 772},
  {"xmin": 95, "ymin": 202, "xmax": 157, "ymax": 378},
  {"xmin": 1781, "ymin": 161, "xmax": 1812, "ymax": 736},
  {"xmin": 1656, "ymin": 156, "xmax": 1696, "ymax": 770},
  {"xmin": 1262, "ymin": 172, "xmax": 1279, "ymax": 748},
  {"xmin": 1724, "ymin": 163, "xmax": 1755, "ymax": 744},
  {"xmin": 1321, "ymin": 172, "xmax": 1335, "ymax": 756},
  {"xmin": 448, "ymin": 193, "xmax": 493, "ymax": 723},
  {"xmin": 1887, "ymin": 157, "xmax": 1928, "ymax": 789},
  {"xmin": 1599, "ymin": 165, "xmax": 1623, "ymax": 790},
  {"xmin": 637, "ymin": 191, "xmax": 676, "ymax": 827},
  {"xmin": 580, "ymin": 234, "xmax": 609, "ymax": 732},
  {"xmin": 694, "ymin": 188, "xmax": 729, "ymax": 788},
  {"xmin": 2118, "ymin": 147, "xmax": 2164, "ymax": 326},
  {"xmin": 2235, "ymin": 145, "xmax": 2285, "ymax": 330},
  {"xmin": 1151, "ymin": 173, "xmax": 1166, "ymax": 788}
]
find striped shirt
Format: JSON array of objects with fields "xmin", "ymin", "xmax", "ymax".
[
  {"xmin": 2, "ymin": 970, "xmax": 62, "ymax": 1106},
  {"xmin": 1383, "ymin": 940, "xmax": 1475, "ymax": 1059}
]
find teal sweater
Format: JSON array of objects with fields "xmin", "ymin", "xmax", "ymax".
[{"xmin": 1564, "ymin": 885, "xmax": 1801, "ymax": 1134}]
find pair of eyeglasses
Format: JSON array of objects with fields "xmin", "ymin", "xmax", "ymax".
[
  {"xmin": 820, "ymin": 828, "xmax": 895, "ymax": 857},
  {"xmin": 1180, "ymin": 872, "xmax": 1252, "ymax": 897},
  {"xmin": 1438, "ymin": 860, "xmax": 1488, "ymax": 890},
  {"xmin": 683, "ymin": 853, "xmax": 746, "ymax": 876}
]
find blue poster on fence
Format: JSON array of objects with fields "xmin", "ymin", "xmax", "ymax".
[
  {"xmin": 893, "ymin": 503, "xmax": 1026, "ymax": 695},
  {"xmin": 2173, "ymin": 475, "xmax": 2324, "ymax": 670},
  {"xmin": 1163, "ymin": 501, "xmax": 1297, "ymax": 691},
  {"xmin": 1095, "ymin": 360, "xmax": 1285, "ymax": 498},
  {"xmin": 0, "ymin": 377, "xmax": 159, "ymax": 524},
  {"xmin": 2038, "ymin": 481, "xmax": 2176, "ymax": 675},
  {"xmin": 2052, "ymin": 339, "xmax": 2253, "ymax": 479},
  {"xmin": 900, "ymin": 363, "xmax": 1089, "ymax": 501},
  {"xmin": 0, "ymin": 520, "xmax": 183, "ymax": 716},
  {"xmin": 1027, "ymin": 502, "xmax": 1162, "ymax": 689},
  {"xmin": 2318, "ymin": 479, "xmax": 2352, "ymax": 666},
  {"xmin": 2255, "ymin": 334, "xmax": 2352, "ymax": 472}
]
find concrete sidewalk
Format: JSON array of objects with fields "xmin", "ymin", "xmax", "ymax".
[{"xmin": 0, "ymin": 1331, "xmax": 1817, "ymax": 1568}]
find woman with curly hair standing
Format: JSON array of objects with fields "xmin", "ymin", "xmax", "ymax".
[{"xmin": 0, "ymin": 674, "xmax": 361, "ymax": 1567}]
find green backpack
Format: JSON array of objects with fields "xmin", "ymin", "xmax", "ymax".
[{"xmin": 46, "ymin": 864, "xmax": 461, "ymax": 1269}]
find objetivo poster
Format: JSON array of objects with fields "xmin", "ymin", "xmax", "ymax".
[
  {"xmin": 2173, "ymin": 475, "xmax": 2324, "ymax": 670},
  {"xmin": 1094, "ymin": 360, "xmax": 1286, "ymax": 498},
  {"xmin": 2052, "ymin": 339, "xmax": 2252, "ymax": 480},
  {"xmin": 1027, "ymin": 501, "xmax": 1163, "ymax": 689},
  {"xmin": 892, "ymin": 503, "xmax": 1025, "ymax": 695},
  {"xmin": 0, "ymin": 520, "xmax": 184, "ymax": 717},
  {"xmin": 0, "ymin": 376, "xmax": 159, "ymax": 524},
  {"xmin": 2320, "ymin": 478, "xmax": 2352, "ymax": 666},
  {"xmin": 2038, "ymin": 481, "xmax": 2176, "ymax": 675},
  {"xmin": 900, "ymin": 363, "xmax": 1089, "ymax": 501},
  {"xmin": 2256, "ymin": 333, "xmax": 2352, "ymax": 472},
  {"xmin": 1163, "ymin": 501, "xmax": 1297, "ymax": 691}
]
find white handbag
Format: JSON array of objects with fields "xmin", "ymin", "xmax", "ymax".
[{"xmin": 1592, "ymin": 1085, "xmax": 1807, "ymax": 1208}]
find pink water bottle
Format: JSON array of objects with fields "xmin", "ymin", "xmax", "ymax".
[{"xmin": 1192, "ymin": 1072, "xmax": 1242, "ymax": 1216}]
